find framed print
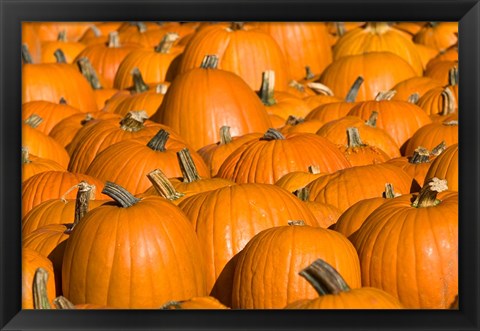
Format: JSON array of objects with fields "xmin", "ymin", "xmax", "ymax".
[{"xmin": 1, "ymin": 0, "xmax": 479, "ymax": 330}]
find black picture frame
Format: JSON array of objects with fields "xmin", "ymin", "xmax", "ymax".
[{"xmin": 1, "ymin": 0, "xmax": 479, "ymax": 330}]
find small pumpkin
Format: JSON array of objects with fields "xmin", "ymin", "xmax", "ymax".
[
  {"xmin": 337, "ymin": 127, "xmax": 391, "ymax": 166},
  {"xmin": 424, "ymin": 143, "xmax": 458, "ymax": 191},
  {"xmin": 22, "ymin": 251, "xmax": 56, "ymax": 309},
  {"xmin": 22, "ymin": 147, "xmax": 65, "ymax": 182}
]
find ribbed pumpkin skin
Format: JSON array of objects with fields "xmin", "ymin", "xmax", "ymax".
[
  {"xmin": 275, "ymin": 171, "xmax": 325, "ymax": 193},
  {"xmin": 23, "ymin": 154, "xmax": 65, "ymax": 183},
  {"xmin": 302, "ymin": 201, "xmax": 343, "ymax": 229},
  {"xmin": 338, "ymin": 142, "xmax": 391, "ymax": 167},
  {"xmin": 307, "ymin": 163, "xmax": 414, "ymax": 212},
  {"xmin": 232, "ymin": 224, "xmax": 361, "ymax": 309},
  {"xmin": 424, "ymin": 144, "xmax": 458, "ymax": 191},
  {"xmin": 413, "ymin": 22, "xmax": 458, "ymax": 51},
  {"xmin": 151, "ymin": 66, "xmax": 272, "ymax": 151},
  {"xmin": 316, "ymin": 115, "xmax": 401, "ymax": 159},
  {"xmin": 257, "ymin": 22, "xmax": 333, "ymax": 81},
  {"xmin": 22, "ymin": 248, "xmax": 56, "ymax": 309},
  {"xmin": 333, "ymin": 23, "xmax": 423, "ymax": 75},
  {"xmin": 386, "ymin": 156, "xmax": 433, "ymax": 192},
  {"xmin": 416, "ymin": 87, "xmax": 458, "ymax": 116},
  {"xmin": 112, "ymin": 90, "xmax": 167, "ymax": 118},
  {"xmin": 391, "ymin": 76, "xmax": 443, "ymax": 101},
  {"xmin": 85, "ymin": 137, "xmax": 209, "ymax": 195},
  {"xmin": 178, "ymin": 184, "xmax": 319, "ymax": 292},
  {"xmin": 424, "ymin": 60, "xmax": 457, "ymax": 85},
  {"xmin": 347, "ymin": 100, "xmax": 432, "ymax": 151},
  {"xmin": 319, "ymin": 52, "xmax": 417, "ymax": 102},
  {"xmin": 285, "ymin": 287, "xmax": 402, "ymax": 309},
  {"xmin": 305, "ymin": 101, "xmax": 360, "ymax": 124},
  {"xmin": 22, "ymin": 100, "xmax": 81, "ymax": 135},
  {"xmin": 62, "ymin": 196, "xmax": 207, "ymax": 308},
  {"xmin": 351, "ymin": 191, "xmax": 458, "ymax": 308},
  {"xmin": 22, "ymin": 198, "xmax": 107, "ymax": 236},
  {"xmin": 22, "ymin": 124, "xmax": 71, "ymax": 169},
  {"xmin": 40, "ymin": 40, "xmax": 86, "ymax": 64},
  {"xmin": 21, "ymin": 171, "xmax": 109, "ymax": 217},
  {"xmin": 217, "ymin": 132, "xmax": 351, "ymax": 184},
  {"xmin": 176, "ymin": 25, "xmax": 289, "ymax": 91},
  {"xmin": 404, "ymin": 122, "xmax": 458, "ymax": 157},
  {"xmin": 22, "ymin": 63, "xmax": 98, "ymax": 113}
]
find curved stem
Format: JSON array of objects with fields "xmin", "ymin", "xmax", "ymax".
[
  {"xmin": 54, "ymin": 49, "xmax": 67, "ymax": 64},
  {"xmin": 177, "ymin": 148, "xmax": 201, "ymax": 183},
  {"xmin": 346, "ymin": 127, "xmax": 365, "ymax": 148},
  {"xmin": 131, "ymin": 68, "xmax": 150, "ymax": 94},
  {"xmin": 219, "ymin": 126, "xmax": 233, "ymax": 145},
  {"xmin": 383, "ymin": 183, "xmax": 399, "ymax": 199},
  {"xmin": 154, "ymin": 33, "xmax": 179, "ymax": 53},
  {"xmin": 345, "ymin": 76, "xmax": 364, "ymax": 102},
  {"xmin": 33, "ymin": 268, "xmax": 52, "ymax": 309},
  {"xmin": 22, "ymin": 44, "xmax": 33, "ymax": 64},
  {"xmin": 412, "ymin": 177, "xmax": 448, "ymax": 208},
  {"xmin": 440, "ymin": 87, "xmax": 456, "ymax": 116},
  {"xmin": 306, "ymin": 82, "xmax": 334, "ymax": 96},
  {"xmin": 365, "ymin": 111, "xmax": 378, "ymax": 127},
  {"xmin": 299, "ymin": 259, "xmax": 351, "ymax": 296},
  {"xmin": 147, "ymin": 169, "xmax": 185, "ymax": 200},
  {"xmin": 305, "ymin": 66, "xmax": 315, "ymax": 80},
  {"xmin": 409, "ymin": 147, "xmax": 430, "ymax": 164},
  {"xmin": 108, "ymin": 31, "xmax": 121, "ymax": 48},
  {"xmin": 101, "ymin": 181, "xmax": 140, "ymax": 208},
  {"xmin": 53, "ymin": 296, "xmax": 76, "ymax": 309},
  {"xmin": 258, "ymin": 70, "xmax": 276, "ymax": 106},
  {"xmin": 260, "ymin": 128, "xmax": 285, "ymax": 141},
  {"xmin": 430, "ymin": 141, "xmax": 447, "ymax": 156},
  {"xmin": 200, "ymin": 55, "xmax": 219, "ymax": 69},
  {"xmin": 375, "ymin": 90, "xmax": 397, "ymax": 101},
  {"xmin": 449, "ymin": 67, "xmax": 458, "ymax": 86},
  {"xmin": 147, "ymin": 129, "xmax": 169, "ymax": 152},
  {"xmin": 24, "ymin": 114, "xmax": 43, "ymax": 128},
  {"xmin": 119, "ymin": 110, "xmax": 148, "ymax": 132},
  {"xmin": 77, "ymin": 57, "xmax": 103, "ymax": 90}
]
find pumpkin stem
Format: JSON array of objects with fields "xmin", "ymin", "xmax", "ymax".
[
  {"xmin": 299, "ymin": 259, "xmax": 351, "ymax": 296},
  {"xmin": 219, "ymin": 126, "xmax": 233, "ymax": 145},
  {"xmin": 57, "ymin": 30, "xmax": 67, "ymax": 42},
  {"xmin": 200, "ymin": 55, "xmax": 219, "ymax": 69},
  {"xmin": 258, "ymin": 70, "xmax": 276, "ymax": 106},
  {"xmin": 154, "ymin": 33, "xmax": 179, "ymax": 53},
  {"xmin": 294, "ymin": 187, "xmax": 310, "ymax": 202},
  {"xmin": 306, "ymin": 82, "xmax": 334, "ymax": 96},
  {"xmin": 65, "ymin": 181, "xmax": 95, "ymax": 233},
  {"xmin": 289, "ymin": 80, "xmax": 306, "ymax": 93},
  {"xmin": 77, "ymin": 57, "xmax": 103, "ymax": 90},
  {"xmin": 59, "ymin": 97, "xmax": 67, "ymax": 104},
  {"xmin": 366, "ymin": 22, "xmax": 390, "ymax": 34},
  {"xmin": 448, "ymin": 67, "xmax": 459, "ymax": 86},
  {"xmin": 229, "ymin": 22, "xmax": 245, "ymax": 31},
  {"xmin": 260, "ymin": 128, "xmax": 285, "ymax": 141},
  {"xmin": 90, "ymin": 25, "xmax": 101, "ymax": 38},
  {"xmin": 119, "ymin": 110, "xmax": 148, "ymax": 132},
  {"xmin": 407, "ymin": 93, "xmax": 420, "ymax": 104},
  {"xmin": 308, "ymin": 165, "xmax": 321, "ymax": 174},
  {"xmin": 409, "ymin": 147, "xmax": 430, "ymax": 164},
  {"xmin": 22, "ymin": 44, "xmax": 33, "ymax": 64},
  {"xmin": 375, "ymin": 90, "xmax": 397, "ymax": 101},
  {"xmin": 33, "ymin": 268, "xmax": 52, "ymax": 309},
  {"xmin": 155, "ymin": 84, "xmax": 169, "ymax": 94},
  {"xmin": 80, "ymin": 113, "xmax": 94, "ymax": 126},
  {"xmin": 288, "ymin": 220, "xmax": 306, "ymax": 226},
  {"xmin": 177, "ymin": 148, "xmax": 201, "ymax": 183},
  {"xmin": 102, "ymin": 181, "xmax": 140, "ymax": 208},
  {"xmin": 22, "ymin": 147, "xmax": 31, "ymax": 164},
  {"xmin": 335, "ymin": 22, "xmax": 346, "ymax": 37},
  {"xmin": 383, "ymin": 183, "xmax": 400, "ymax": 199},
  {"xmin": 305, "ymin": 66, "xmax": 315, "ymax": 80},
  {"xmin": 24, "ymin": 114, "xmax": 43, "ymax": 128},
  {"xmin": 135, "ymin": 22, "xmax": 147, "ymax": 33},
  {"xmin": 440, "ymin": 87, "xmax": 456, "ymax": 116},
  {"xmin": 345, "ymin": 76, "xmax": 364, "ymax": 102},
  {"xmin": 286, "ymin": 115, "xmax": 305, "ymax": 126},
  {"xmin": 131, "ymin": 67, "xmax": 150, "ymax": 94},
  {"xmin": 346, "ymin": 127, "xmax": 365, "ymax": 148},
  {"xmin": 147, "ymin": 129, "xmax": 169, "ymax": 152},
  {"xmin": 412, "ymin": 177, "xmax": 448, "ymax": 208},
  {"xmin": 54, "ymin": 49, "xmax": 67, "ymax": 64},
  {"xmin": 430, "ymin": 141, "xmax": 447, "ymax": 156},
  {"xmin": 53, "ymin": 296, "xmax": 76, "ymax": 309},
  {"xmin": 108, "ymin": 31, "xmax": 121, "ymax": 48},
  {"xmin": 147, "ymin": 169, "xmax": 185, "ymax": 200},
  {"xmin": 160, "ymin": 300, "xmax": 184, "ymax": 309},
  {"xmin": 365, "ymin": 111, "xmax": 378, "ymax": 127}
]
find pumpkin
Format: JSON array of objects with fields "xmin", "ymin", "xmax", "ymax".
[
  {"xmin": 32, "ymin": 22, "xmax": 95, "ymax": 42},
  {"xmin": 22, "ymin": 250, "xmax": 56, "ymax": 309},
  {"xmin": 178, "ymin": 183, "xmax": 319, "ymax": 292},
  {"xmin": 21, "ymin": 170, "xmax": 109, "ymax": 217},
  {"xmin": 427, "ymin": 45, "xmax": 458, "ymax": 68},
  {"xmin": 352, "ymin": 178, "xmax": 458, "ymax": 308},
  {"xmin": 114, "ymin": 33, "xmax": 183, "ymax": 89},
  {"xmin": 279, "ymin": 116, "xmax": 326, "ymax": 135},
  {"xmin": 22, "ymin": 23, "xmax": 42, "ymax": 63},
  {"xmin": 231, "ymin": 221, "xmax": 361, "ymax": 309},
  {"xmin": 337, "ymin": 127, "xmax": 391, "ymax": 166},
  {"xmin": 274, "ymin": 165, "xmax": 324, "ymax": 193},
  {"xmin": 62, "ymin": 182, "xmax": 207, "ymax": 308},
  {"xmin": 333, "ymin": 183, "xmax": 400, "ymax": 238},
  {"xmin": 79, "ymin": 22, "xmax": 124, "ymax": 44},
  {"xmin": 306, "ymin": 163, "xmax": 414, "ymax": 212},
  {"xmin": 161, "ymin": 296, "xmax": 229, "ymax": 309},
  {"xmin": 197, "ymin": 126, "xmax": 263, "ymax": 177},
  {"xmin": 390, "ymin": 76, "xmax": 443, "ymax": 102},
  {"xmin": 85, "ymin": 130, "xmax": 209, "ymax": 194},
  {"xmin": 150, "ymin": 55, "xmax": 272, "ymax": 150},
  {"xmin": 294, "ymin": 188, "xmax": 343, "ymax": 229},
  {"xmin": 424, "ymin": 60, "xmax": 458, "ymax": 85},
  {"xmin": 414, "ymin": 43, "xmax": 440, "ymax": 70},
  {"xmin": 22, "ymin": 99, "xmax": 81, "ymax": 135},
  {"xmin": 257, "ymin": 22, "xmax": 333, "ymax": 81},
  {"xmin": 404, "ymin": 120, "xmax": 458, "ymax": 156},
  {"xmin": 53, "ymin": 296, "xmax": 111, "ymax": 309},
  {"xmin": 40, "ymin": 30, "xmax": 86, "ymax": 64},
  {"xmin": 176, "ymin": 23, "xmax": 289, "ymax": 91},
  {"xmin": 333, "ymin": 22, "xmax": 423, "ymax": 75},
  {"xmin": 424, "ymin": 143, "xmax": 458, "ymax": 191},
  {"xmin": 22, "ymin": 147, "xmax": 65, "ymax": 182},
  {"xmin": 318, "ymin": 52, "xmax": 417, "ymax": 101},
  {"xmin": 284, "ymin": 259, "xmax": 402, "ymax": 309},
  {"xmin": 416, "ymin": 86, "xmax": 457, "ymax": 117},
  {"xmin": 413, "ymin": 22, "xmax": 458, "ymax": 51},
  {"xmin": 393, "ymin": 22, "xmax": 427, "ymax": 37},
  {"xmin": 217, "ymin": 129, "xmax": 351, "ymax": 184}
]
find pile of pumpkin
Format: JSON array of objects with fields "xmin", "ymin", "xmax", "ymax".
[{"xmin": 21, "ymin": 21, "xmax": 458, "ymax": 310}]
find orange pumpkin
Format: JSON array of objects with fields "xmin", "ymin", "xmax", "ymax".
[
  {"xmin": 416, "ymin": 86, "xmax": 457, "ymax": 117},
  {"xmin": 161, "ymin": 296, "xmax": 229, "ymax": 310},
  {"xmin": 22, "ymin": 249, "xmax": 56, "ymax": 309},
  {"xmin": 424, "ymin": 60, "xmax": 458, "ymax": 85},
  {"xmin": 337, "ymin": 127, "xmax": 391, "ymax": 166},
  {"xmin": 424, "ymin": 143, "xmax": 458, "ymax": 191},
  {"xmin": 40, "ymin": 30, "xmax": 86, "ymax": 63},
  {"xmin": 274, "ymin": 165, "xmax": 324, "ymax": 193},
  {"xmin": 404, "ymin": 120, "xmax": 458, "ymax": 156},
  {"xmin": 413, "ymin": 22, "xmax": 458, "ymax": 51},
  {"xmin": 22, "ymin": 147, "xmax": 65, "ymax": 183},
  {"xmin": 390, "ymin": 76, "xmax": 443, "ymax": 101},
  {"xmin": 294, "ymin": 188, "xmax": 343, "ymax": 229}
]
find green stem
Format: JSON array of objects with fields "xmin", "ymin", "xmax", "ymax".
[
  {"xmin": 408, "ymin": 93, "xmax": 420, "ymax": 104},
  {"xmin": 260, "ymin": 128, "xmax": 285, "ymax": 141},
  {"xmin": 286, "ymin": 116, "xmax": 305, "ymax": 126},
  {"xmin": 383, "ymin": 183, "xmax": 399, "ymax": 199},
  {"xmin": 299, "ymin": 259, "xmax": 351, "ymax": 296},
  {"xmin": 22, "ymin": 147, "xmax": 31, "ymax": 164},
  {"xmin": 65, "ymin": 181, "xmax": 94, "ymax": 233},
  {"xmin": 335, "ymin": 22, "xmax": 346, "ymax": 37},
  {"xmin": 440, "ymin": 88, "xmax": 456, "ymax": 116},
  {"xmin": 101, "ymin": 181, "xmax": 140, "ymax": 208},
  {"xmin": 305, "ymin": 66, "xmax": 315, "ymax": 80},
  {"xmin": 375, "ymin": 90, "xmax": 397, "ymax": 101}
]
